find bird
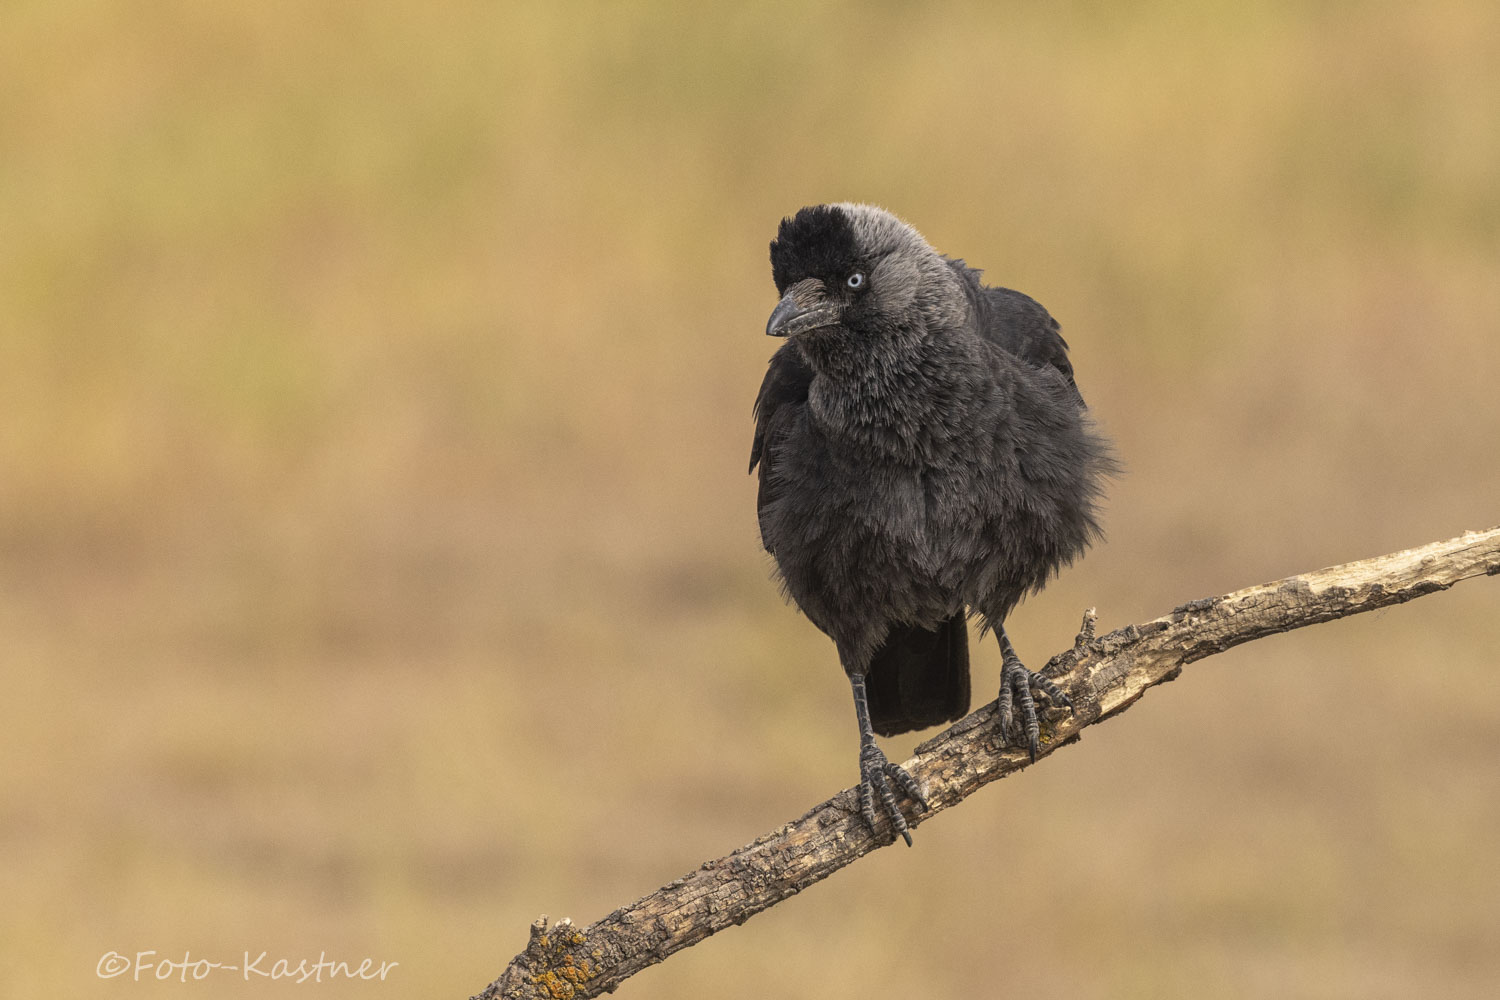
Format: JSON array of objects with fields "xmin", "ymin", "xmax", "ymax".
[{"xmin": 749, "ymin": 203, "xmax": 1114, "ymax": 846}]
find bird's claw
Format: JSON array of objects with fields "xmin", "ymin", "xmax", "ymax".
[
  {"xmin": 998, "ymin": 657, "xmax": 1073, "ymax": 762},
  {"xmin": 857, "ymin": 741, "xmax": 927, "ymax": 846}
]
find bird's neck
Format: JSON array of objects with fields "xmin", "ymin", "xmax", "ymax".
[{"xmin": 804, "ymin": 329, "xmax": 987, "ymax": 463}]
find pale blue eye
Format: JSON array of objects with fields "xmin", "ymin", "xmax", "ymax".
[{"xmin": 846, "ymin": 272, "xmax": 865, "ymax": 289}]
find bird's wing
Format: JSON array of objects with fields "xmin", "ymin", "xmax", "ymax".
[
  {"xmin": 749, "ymin": 341, "xmax": 813, "ymax": 552},
  {"xmin": 949, "ymin": 259, "xmax": 1085, "ymax": 407}
]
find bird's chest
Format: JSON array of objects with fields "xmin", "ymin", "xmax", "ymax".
[{"xmin": 772, "ymin": 439, "xmax": 984, "ymax": 592}]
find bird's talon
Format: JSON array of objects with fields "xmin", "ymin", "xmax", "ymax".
[
  {"xmin": 857, "ymin": 742, "xmax": 922, "ymax": 844},
  {"xmin": 997, "ymin": 640, "xmax": 1070, "ymax": 759},
  {"xmin": 886, "ymin": 760, "xmax": 929, "ymax": 812}
]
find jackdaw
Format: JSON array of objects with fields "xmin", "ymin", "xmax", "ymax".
[{"xmin": 750, "ymin": 203, "xmax": 1114, "ymax": 845}]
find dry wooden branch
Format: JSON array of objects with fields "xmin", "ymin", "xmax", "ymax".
[{"xmin": 472, "ymin": 526, "xmax": 1500, "ymax": 1000}]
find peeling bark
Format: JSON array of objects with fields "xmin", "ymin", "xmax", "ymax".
[{"xmin": 472, "ymin": 526, "xmax": 1500, "ymax": 1000}]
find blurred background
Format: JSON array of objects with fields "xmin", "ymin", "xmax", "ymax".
[{"xmin": 3, "ymin": 1, "xmax": 1498, "ymax": 997}]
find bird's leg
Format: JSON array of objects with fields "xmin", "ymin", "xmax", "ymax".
[
  {"xmin": 996, "ymin": 626, "xmax": 1074, "ymax": 762},
  {"xmin": 849, "ymin": 673, "xmax": 928, "ymax": 846}
]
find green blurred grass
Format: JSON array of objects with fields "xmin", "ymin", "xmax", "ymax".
[{"xmin": 3, "ymin": 2, "xmax": 1498, "ymax": 997}]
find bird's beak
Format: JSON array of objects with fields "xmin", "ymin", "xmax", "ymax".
[{"xmin": 766, "ymin": 281, "xmax": 839, "ymax": 338}]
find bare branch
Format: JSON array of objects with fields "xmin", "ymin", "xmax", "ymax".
[{"xmin": 472, "ymin": 526, "xmax": 1500, "ymax": 1000}]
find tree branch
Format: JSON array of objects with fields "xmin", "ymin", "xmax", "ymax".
[{"xmin": 471, "ymin": 526, "xmax": 1500, "ymax": 1000}]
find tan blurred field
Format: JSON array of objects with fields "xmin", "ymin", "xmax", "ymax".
[{"xmin": 3, "ymin": 1, "xmax": 1499, "ymax": 997}]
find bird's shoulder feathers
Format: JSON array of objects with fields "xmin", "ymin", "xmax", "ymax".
[{"xmin": 946, "ymin": 258, "xmax": 1083, "ymax": 406}]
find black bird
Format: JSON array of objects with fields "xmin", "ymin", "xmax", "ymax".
[{"xmin": 750, "ymin": 204, "xmax": 1113, "ymax": 845}]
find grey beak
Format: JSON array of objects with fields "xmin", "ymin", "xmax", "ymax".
[
  {"xmin": 766, "ymin": 289, "xmax": 838, "ymax": 338},
  {"xmin": 766, "ymin": 293, "xmax": 803, "ymax": 337}
]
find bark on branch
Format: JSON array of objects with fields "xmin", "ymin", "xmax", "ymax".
[{"xmin": 472, "ymin": 526, "xmax": 1500, "ymax": 1000}]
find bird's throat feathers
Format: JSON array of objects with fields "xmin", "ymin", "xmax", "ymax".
[{"xmin": 800, "ymin": 329, "xmax": 990, "ymax": 462}]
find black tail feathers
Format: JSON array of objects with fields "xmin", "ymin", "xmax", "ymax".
[{"xmin": 866, "ymin": 614, "xmax": 971, "ymax": 737}]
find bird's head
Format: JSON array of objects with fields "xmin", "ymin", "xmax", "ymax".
[{"xmin": 765, "ymin": 203, "xmax": 965, "ymax": 354}]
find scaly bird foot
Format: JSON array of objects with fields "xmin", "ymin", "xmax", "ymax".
[
  {"xmin": 857, "ymin": 741, "xmax": 928, "ymax": 846},
  {"xmin": 998, "ymin": 653, "xmax": 1074, "ymax": 763}
]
